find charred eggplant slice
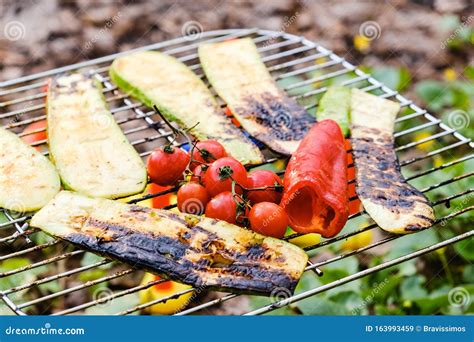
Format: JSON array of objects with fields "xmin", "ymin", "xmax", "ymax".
[
  {"xmin": 31, "ymin": 191, "xmax": 308, "ymax": 295},
  {"xmin": 198, "ymin": 38, "xmax": 316, "ymax": 155},
  {"xmin": 350, "ymin": 89, "xmax": 435, "ymax": 234}
]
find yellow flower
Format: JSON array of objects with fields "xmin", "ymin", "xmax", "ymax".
[
  {"xmin": 414, "ymin": 131, "xmax": 435, "ymax": 152},
  {"xmin": 341, "ymin": 229, "xmax": 373, "ymax": 251},
  {"xmin": 273, "ymin": 159, "xmax": 286, "ymax": 171},
  {"xmin": 354, "ymin": 34, "xmax": 371, "ymax": 53},
  {"xmin": 433, "ymin": 155, "xmax": 444, "ymax": 168},
  {"xmin": 288, "ymin": 231, "xmax": 321, "ymax": 249},
  {"xmin": 139, "ymin": 273, "xmax": 194, "ymax": 315},
  {"xmin": 443, "ymin": 68, "xmax": 457, "ymax": 81},
  {"xmin": 315, "ymin": 57, "xmax": 327, "ymax": 65}
]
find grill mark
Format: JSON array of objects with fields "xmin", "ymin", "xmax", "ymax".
[
  {"xmin": 234, "ymin": 91, "xmax": 316, "ymax": 153},
  {"xmin": 50, "ymin": 73, "xmax": 95, "ymax": 96},
  {"xmin": 414, "ymin": 214, "xmax": 436, "ymax": 223},
  {"xmin": 352, "ymin": 126, "xmax": 433, "ymax": 216},
  {"xmin": 66, "ymin": 216, "xmax": 296, "ymax": 295}
]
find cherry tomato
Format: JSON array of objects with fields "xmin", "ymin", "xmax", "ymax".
[
  {"xmin": 148, "ymin": 183, "xmax": 173, "ymax": 209},
  {"xmin": 177, "ymin": 182, "xmax": 209, "ymax": 215},
  {"xmin": 190, "ymin": 140, "xmax": 227, "ymax": 170},
  {"xmin": 205, "ymin": 192, "xmax": 247, "ymax": 225},
  {"xmin": 21, "ymin": 120, "xmax": 47, "ymax": 149},
  {"xmin": 224, "ymin": 107, "xmax": 242, "ymax": 127},
  {"xmin": 147, "ymin": 146, "xmax": 190, "ymax": 186},
  {"xmin": 246, "ymin": 170, "xmax": 283, "ymax": 205},
  {"xmin": 249, "ymin": 202, "xmax": 289, "ymax": 238},
  {"xmin": 190, "ymin": 164, "xmax": 208, "ymax": 183},
  {"xmin": 203, "ymin": 157, "xmax": 248, "ymax": 197}
]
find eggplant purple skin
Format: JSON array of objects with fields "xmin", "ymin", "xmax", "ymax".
[{"xmin": 64, "ymin": 211, "xmax": 300, "ymax": 296}]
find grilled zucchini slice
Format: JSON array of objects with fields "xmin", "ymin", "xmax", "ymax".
[
  {"xmin": 316, "ymin": 86, "xmax": 351, "ymax": 137},
  {"xmin": 0, "ymin": 127, "xmax": 60, "ymax": 212},
  {"xmin": 31, "ymin": 191, "xmax": 308, "ymax": 295},
  {"xmin": 47, "ymin": 73, "xmax": 147, "ymax": 199},
  {"xmin": 109, "ymin": 51, "xmax": 264, "ymax": 166},
  {"xmin": 350, "ymin": 89, "xmax": 435, "ymax": 233},
  {"xmin": 198, "ymin": 38, "xmax": 316, "ymax": 155}
]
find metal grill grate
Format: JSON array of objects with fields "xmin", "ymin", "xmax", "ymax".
[{"xmin": 0, "ymin": 28, "xmax": 472, "ymax": 316}]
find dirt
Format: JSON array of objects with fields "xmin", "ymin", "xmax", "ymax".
[{"xmin": 0, "ymin": 0, "xmax": 472, "ymax": 84}]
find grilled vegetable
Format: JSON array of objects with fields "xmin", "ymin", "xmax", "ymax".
[
  {"xmin": 190, "ymin": 140, "xmax": 227, "ymax": 170},
  {"xmin": 109, "ymin": 51, "xmax": 263, "ymax": 166},
  {"xmin": 0, "ymin": 127, "xmax": 60, "ymax": 212},
  {"xmin": 31, "ymin": 191, "xmax": 308, "ymax": 295},
  {"xmin": 203, "ymin": 157, "xmax": 248, "ymax": 197},
  {"xmin": 316, "ymin": 86, "xmax": 351, "ymax": 137},
  {"xmin": 139, "ymin": 273, "xmax": 194, "ymax": 315},
  {"xmin": 247, "ymin": 170, "xmax": 283, "ymax": 205},
  {"xmin": 249, "ymin": 202, "xmax": 289, "ymax": 239},
  {"xmin": 147, "ymin": 145, "xmax": 190, "ymax": 186},
  {"xmin": 350, "ymin": 89, "xmax": 435, "ymax": 234},
  {"xmin": 205, "ymin": 191, "xmax": 248, "ymax": 226},
  {"xmin": 47, "ymin": 73, "xmax": 147, "ymax": 199},
  {"xmin": 280, "ymin": 120, "xmax": 349, "ymax": 238},
  {"xmin": 177, "ymin": 182, "xmax": 209, "ymax": 215},
  {"xmin": 198, "ymin": 38, "xmax": 316, "ymax": 155}
]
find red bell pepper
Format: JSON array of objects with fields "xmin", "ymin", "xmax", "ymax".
[{"xmin": 280, "ymin": 119, "xmax": 349, "ymax": 238}]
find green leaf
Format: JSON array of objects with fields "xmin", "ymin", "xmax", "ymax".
[
  {"xmin": 415, "ymin": 81, "xmax": 454, "ymax": 111},
  {"xmin": 277, "ymin": 75, "xmax": 312, "ymax": 96},
  {"xmin": 80, "ymin": 252, "xmax": 112, "ymax": 269},
  {"xmin": 248, "ymin": 296, "xmax": 296, "ymax": 315},
  {"xmin": 296, "ymin": 271, "xmax": 322, "ymax": 293},
  {"xmin": 329, "ymin": 291, "xmax": 366, "ymax": 315},
  {"xmin": 0, "ymin": 211, "xmax": 9, "ymax": 224},
  {"xmin": 400, "ymin": 276, "xmax": 428, "ymax": 300},
  {"xmin": 84, "ymin": 292, "xmax": 140, "ymax": 315},
  {"xmin": 371, "ymin": 67, "xmax": 411, "ymax": 92},
  {"xmin": 78, "ymin": 268, "xmax": 109, "ymax": 294},
  {"xmin": 366, "ymin": 274, "xmax": 403, "ymax": 303},
  {"xmin": 464, "ymin": 66, "xmax": 474, "ymax": 80},
  {"xmin": 0, "ymin": 258, "xmax": 47, "ymax": 292},
  {"xmin": 297, "ymin": 297, "xmax": 351, "ymax": 315},
  {"xmin": 454, "ymin": 238, "xmax": 474, "ymax": 261},
  {"xmin": 324, "ymin": 256, "xmax": 359, "ymax": 275},
  {"xmin": 387, "ymin": 229, "xmax": 439, "ymax": 259},
  {"xmin": 374, "ymin": 303, "xmax": 404, "ymax": 315},
  {"xmin": 463, "ymin": 265, "xmax": 474, "ymax": 283}
]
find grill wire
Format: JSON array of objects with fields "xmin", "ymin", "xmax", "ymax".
[{"xmin": 0, "ymin": 28, "xmax": 472, "ymax": 316}]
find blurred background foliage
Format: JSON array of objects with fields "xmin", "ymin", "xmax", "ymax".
[{"xmin": 0, "ymin": 1, "xmax": 472, "ymax": 315}]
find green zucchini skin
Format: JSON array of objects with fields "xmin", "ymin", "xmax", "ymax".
[
  {"xmin": 0, "ymin": 127, "xmax": 60, "ymax": 212},
  {"xmin": 109, "ymin": 51, "xmax": 264, "ymax": 166},
  {"xmin": 47, "ymin": 73, "xmax": 147, "ymax": 199},
  {"xmin": 316, "ymin": 86, "xmax": 351, "ymax": 137},
  {"xmin": 198, "ymin": 38, "xmax": 316, "ymax": 155},
  {"xmin": 31, "ymin": 191, "xmax": 308, "ymax": 296}
]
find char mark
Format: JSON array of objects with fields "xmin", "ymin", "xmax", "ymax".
[
  {"xmin": 235, "ymin": 91, "xmax": 315, "ymax": 142},
  {"xmin": 352, "ymin": 127, "xmax": 432, "ymax": 214},
  {"xmin": 67, "ymin": 217, "xmax": 297, "ymax": 295}
]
